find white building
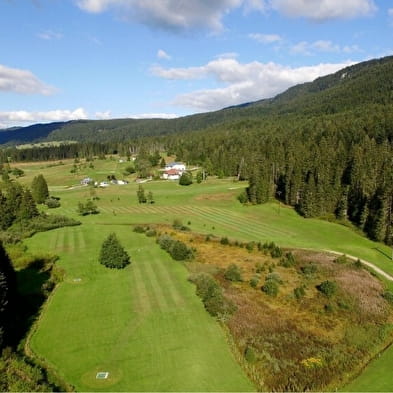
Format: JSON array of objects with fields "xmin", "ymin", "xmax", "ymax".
[{"xmin": 165, "ymin": 162, "xmax": 186, "ymax": 171}]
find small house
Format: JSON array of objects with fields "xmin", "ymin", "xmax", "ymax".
[
  {"xmin": 162, "ymin": 168, "xmax": 182, "ymax": 180},
  {"xmin": 80, "ymin": 177, "xmax": 93, "ymax": 185},
  {"xmin": 165, "ymin": 162, "xmax": 186, "ymax": 172}
]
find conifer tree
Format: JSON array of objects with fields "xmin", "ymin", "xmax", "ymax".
[
  {"xmin": 31, "ymin": 174, "xmax": 49, "ymax": 204},
  {"xmin": 17, "ymin": 189, "xmax": 39, "ymax": 221},
  {"xmin": 99, "ymin": 233, "xmax": 130, "ymax": 269}
]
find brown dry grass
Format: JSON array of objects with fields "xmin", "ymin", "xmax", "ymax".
[
  {"xmin": 152, "ymin": 226, "xmax": 393, "ymax": 391},
  {"xmin": 194, "ymin": 191, "xmax": 237, "ymax": 201}
]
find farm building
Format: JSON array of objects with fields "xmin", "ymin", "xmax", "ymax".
[
  {"xmin": 80, "ymin": 177, "xmax": 93, "ymax": 185},
  {"xmin": 165, "ymin": 162, "xmax": 186, "ymax": 171},
  {"xmin": 162, "ymin": 162, "xmax": 186, "ymax": 180},
  {"xmin": 162, "ymin": 168, "xmax": 182, "ymax": 180}
]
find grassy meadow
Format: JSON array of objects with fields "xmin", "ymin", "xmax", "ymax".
[
  {"xmin": 27, "ymin": 226, "xmax": 254, "ymax": 391},
  {"xmin": 12, "ymin": 157, "xmax": 393, "ymax": 391}
]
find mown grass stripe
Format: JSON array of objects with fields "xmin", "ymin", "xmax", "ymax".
[
  {"xmin": 130, "ymin": 260, "xmax": 152, "ymax": 316},
  {"xmin": 146, "ymin": 257, "xmax": 180, "ymax": 309},
  {"xmin": 138, "ymin": 255, "xmax": 170, "ymax": 311}
]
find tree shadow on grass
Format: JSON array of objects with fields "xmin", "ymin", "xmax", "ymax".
[
  {"xmin": 372, "ymin": 247, "xmax": 393, "ymax": 261},
  {"xmin": 12, "ymin": 258, "xmax": 52, "ymax": 347}
]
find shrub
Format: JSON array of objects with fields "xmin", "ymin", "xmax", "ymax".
[
  {"xmin": 383, "ymin": 291, "xmax": 393, "ymax": 304},
  {"xmin": 280, "ymin": 252, "xmax": 296, "ymax": 267},
  {"xmin": 270, "ymin": 245, "xmax": 283, "ymax": 258},
  {"xmin": 145, "ymin": 229, "xmax": 156, "ymax": 237},
  {"xmin": 133, "ymin": 225, "xmax": 146, "ymax": 233},
  {"xmin": 249, "ymin": 276, "xmax": 259, "ymax": 288},
  {"xmin": 157, "ymin": 234, "xmax": 173, "ymax": 251},
  {"xmin": 262, "ymin": 279, "xmax": 279, "ymax": 297},
  {"xmin": 179, "ymin": 172, "xmax": 193, "ymax": 186},
  {"xmin": 189, "ymin": 273, "xmax": 236, "ymax": 318},
  {"xmin": 237, "ymin": 190, "xmax": 248, "ymax": 204},
  {"xmin": 317, "ymin": 280, "xmax": 337, "ymax": 298},
  {"xmin": 44, "ymin": 197, "xmax": 60, "ymax": 209},
  {"xmin": 77, "ymin": 200, "xmax": 99, "ymax": 215},
  {"xmin": 246, "ymin": 242, "xmax": 255, "ymax": 252},
  {"xmin": 353, "ymin": 259, "xmax": 363, "ymax": 269},
  {"xmin": 255, "ymin": 262, "xmax": 265, "ymax": 273},
  {"xmin": 300, "ymin": 263, "xmax": 318, "ymax": 275},
  {"xmin": 170, "ymin": 240, "xmax": 193, "ymax": 261},
  {"xmin": 244, "ymin": 346, "xmax": 256, "ymax": 363},
  {"xmin": 224, "ymin": 264, "xmax": 242, "ymax": 282},
  {"xmin": 266, "ymin": 272, "xmax": 283, "ymax": 284},
  {"xmin": 220, "ymin": 236, "xmax": 230, "ymax": 245},
  {"xmin": 334, "ymin": 254, "xmax": 349, "ymax": 264},
  {"xmin": 294, "ymin": 286, "xmax": 306, "ymax": 299}
]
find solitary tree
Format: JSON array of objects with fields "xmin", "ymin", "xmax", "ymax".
[
  {"xmin": 31, "ymin": 174, "xmax": 49, "ymax": 204},
  {"xmin": 137, "ymin": 185, "xmax": 146, "ymax": 203},
  {"xmin": 147, "ymin": 191, "xmax": 154, "ymax": 204},
  {"xmin": 99, "ymin": 233, "xmax": 130, "ymax": 269},
  {"xmin": 179, "ymin": 172, "xmax": 193, "ymax": 186}
]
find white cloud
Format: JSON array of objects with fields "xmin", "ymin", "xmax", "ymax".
[
  {"xmin": 157, "ymin": 49, "xmax": 171, "ymax": 60},
  {"xmin": 37, "ymin": 30, "xmax": 63, "ymax": 40},
  {"xmin": 0, "ymin": 108, "xmax": 88, "ymax": 127},
  {"xmin": 127, "ymin": 113, "xmax": 179, "ymax": 119},
  {"xmin": 76, "ymin": 0, "xmax": 264, "ymax": 31},
  {"xmin": 249, "ymin": 33, "xmax": 282, "ymax": 43},
  {"xmin": 152, "ymin": 58, "xmax": 354, "ymax": 111},
  {"xmin": 0, "ymin": 64, "xmax": 56, "ymax": 95},
  {"xmin": 270, "ymin": 0, "xmax": 377, "ymax": 21},
  {"xmin": 291, "ymin": 40, "xmax": 361, "ymax": 55},
  {"xmin": 95, "ymin": 110, "xmax": 112, "ymax": 119}
]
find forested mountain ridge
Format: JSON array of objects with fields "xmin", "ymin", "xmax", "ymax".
[{"xmin": 1, "ymin": 55, "xmax": 393, "ymax": 145}]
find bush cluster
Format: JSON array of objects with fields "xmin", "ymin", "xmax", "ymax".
[
  {"xmin": 279, "ymin": 252, "xmax": 296, "ymax": 268},
  {"xmin": 157, "ymin": 234, "xmax": 194, "ymax": 261},
  {"xmin": 189, "ymin": 273, "xmax": 236, "ymax": 318},
  {"xmin": 258, "ymin": 241, "xmax": 283, "ymax": 258},
  {"xmin": 261, "ymin": 272, "xmax": 283, "ymax": 297},
  {"xmin": 316, "ymin": 280, "xmax": 337, "ymax": 298},
  {"xmin": 224, "ymin": 264, "xmax": 242, "ymax": 282}
]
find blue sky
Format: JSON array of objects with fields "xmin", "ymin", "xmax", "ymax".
[{"xmin": 0, "ymin": 0, "xmax": 392, "ymax": 128}]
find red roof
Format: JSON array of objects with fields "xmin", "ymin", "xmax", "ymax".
[{"xmin": 165, "ymin": 169, "xmax": 180, "ymax": 175}]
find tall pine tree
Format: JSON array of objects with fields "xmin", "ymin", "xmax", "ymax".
[
  {"xmin": 99, "ymin": 233, "xmax": 130, "ymax": 269},
  {"xmin": 31, "ymin": 174, "xmax": 49, "ymax": 204}
]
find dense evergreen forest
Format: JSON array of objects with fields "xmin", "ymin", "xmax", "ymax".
[{"xmin": 1, "ymin": 56, "xmax": 393, "ymax": 245}]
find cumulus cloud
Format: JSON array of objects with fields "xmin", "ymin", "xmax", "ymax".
[
  {"xmin": 0, "ymin": 64, "xmax": 56, "ymax": 95},
  {"xmin": 152, "ymin": 58, "xmax": 353, "ymax": 111},
  {"xmin": 270, "ymin": 0, "xmax": 377, "ymax": 21},
  {"xmin": 249, "ymin": 33, "xmax": 282, "ymax": 43},
  {"xmin": 0, "ymin": 108, "xmax": 88, "ymax": 127},
  {"xmin": 76, "ymin": 0, "xmax": 265, "ymax": 31},
  {"xmin": 157, "ymin": 49, "xmax": 171, "ymax": 60}
]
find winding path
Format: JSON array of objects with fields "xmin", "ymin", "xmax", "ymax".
[{"xmin": 323, "ymin": 250, "xmax": 393, "ymax": 282}]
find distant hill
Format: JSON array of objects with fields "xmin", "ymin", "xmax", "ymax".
[
  {"xmin": 1, "ymin": 55, "xmax": 393, "ymax": 145},
  {"xmin": 0, "ymin": 122, "xmax": 73, "ymax": 145}
]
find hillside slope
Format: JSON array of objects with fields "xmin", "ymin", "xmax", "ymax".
[{"xmin": 1, "ymin": 55, "xmax": 393, "ymax": 145}]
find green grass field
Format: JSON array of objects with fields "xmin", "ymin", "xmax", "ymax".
[
  {"xmin": 345, "ymin": 344, "xmax": 393, "ymax": 391},
  {"xmin": 16, "ymin": 158, "xmax": 393, "ymax": 391},
  {"xmin": 27, "ymin": 225, "xmax": 254, "ymax": 391}
]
